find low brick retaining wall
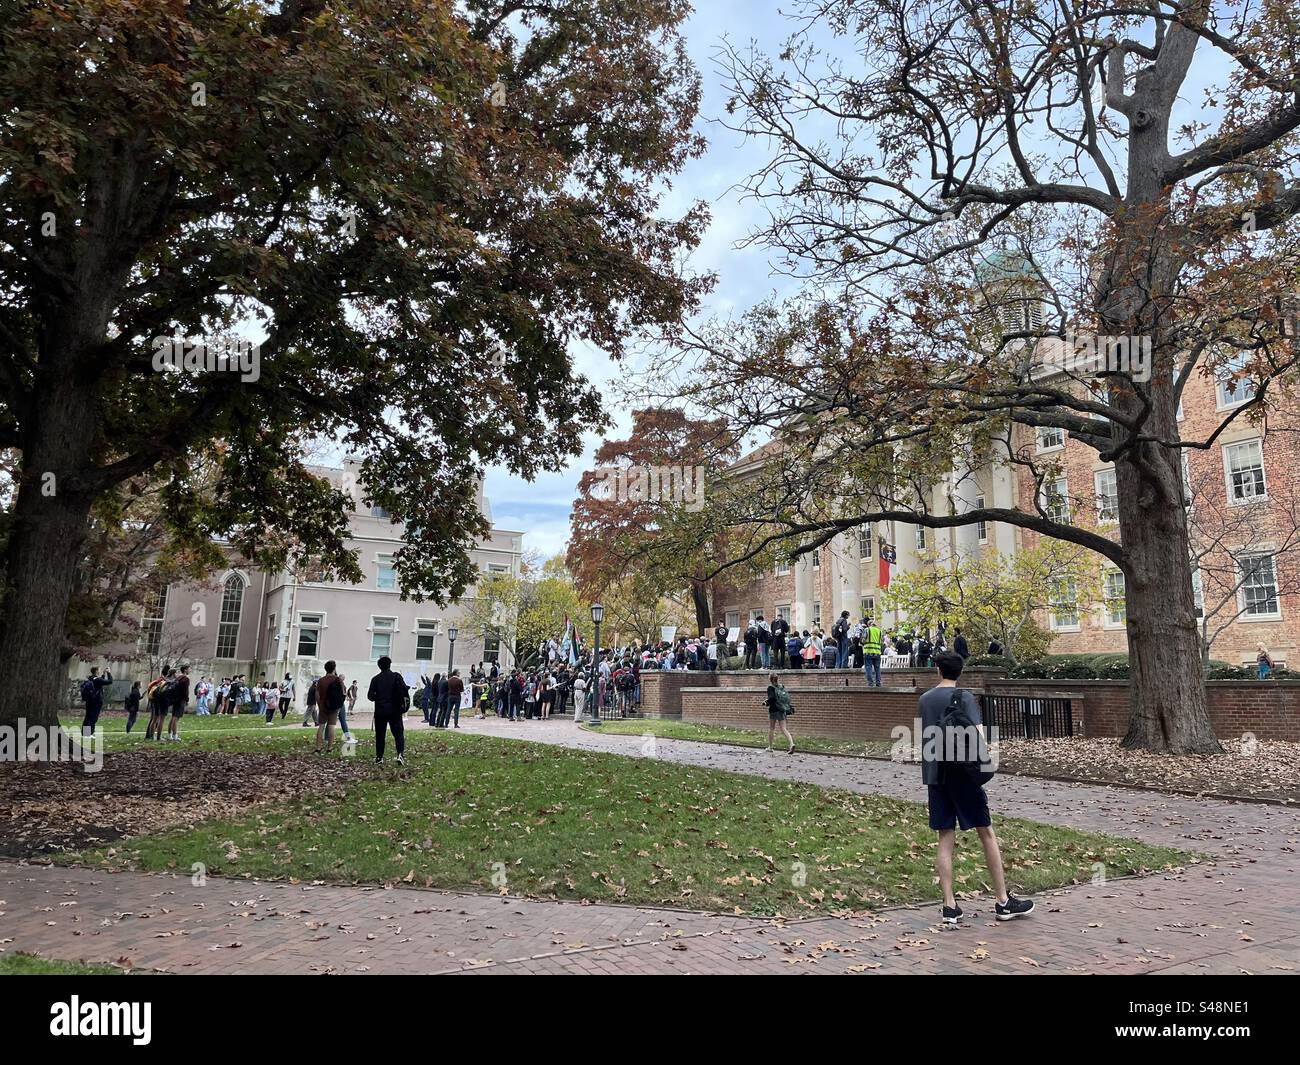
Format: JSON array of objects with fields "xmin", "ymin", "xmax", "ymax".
[{"xmin": 677, "ymin": 676, "xmax": 1300, "ymax": 743}]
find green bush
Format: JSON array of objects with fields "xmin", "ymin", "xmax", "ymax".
[
  {"xmin": 1047, "ymin": 660, "xmax": 1099, "ymax": 679},
  {"xmin": 1205, "ymin": 664, "xmax": 1254, "ymax": 680},
  {"xmin": 1095, "ymin": 660, "xmax": 1130, "ymax": 679},
  {"xmin": 1008, "ymin": 661, "xmax": 1047, "ymax": 678}
]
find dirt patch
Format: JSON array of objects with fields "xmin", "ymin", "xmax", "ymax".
[
  {"xmin": 0, "ymin": 749, "xmax": 369, "ymax": 858},
  {"xmin": 997, "ymin": 736, "xmax": 1300, "ymax": 804}
]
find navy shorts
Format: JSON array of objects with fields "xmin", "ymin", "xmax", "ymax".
[{"xmin": 927, "ymin": 773, "xmax": 991, "ymax": 831}]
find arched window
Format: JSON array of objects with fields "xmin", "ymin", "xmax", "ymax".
[{"xmin": 215, "ymin": 574, "xmax": 245, "ymax": 658}]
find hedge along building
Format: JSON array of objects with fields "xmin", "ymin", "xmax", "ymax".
[{"xmin": 69, "ymin": 458, "xmax": 524, "ymax": 705}]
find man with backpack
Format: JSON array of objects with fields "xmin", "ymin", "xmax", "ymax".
[
  {"xmin": 743, "ymin": 619, "xmax": 759, "ymax": 669},
  {"xmin": 919, "ymin": 652, "xmax": 1033, "ymax": 926},
  {"xmin": 79, "ymin": 667, "xmax": 112, "ymax": 737},
  {"xmin": 313, "ymin": 660, "xmax": 346, "ymax": 754},
  {"xmin": 367, "ymin": 655, "xmax": 410, "ymax": 765}
]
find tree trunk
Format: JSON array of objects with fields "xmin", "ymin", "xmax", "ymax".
[
  {"xmin": 690, "ymin": 577, "xmax": 711, "ymax": 635},
  {"xmin": 1116, "ymin": 464, "xmax": 1222, "ymax": 754},
  {"xmin": 0, "ymin": 369, "xmax": 99, "ymax": 728}
]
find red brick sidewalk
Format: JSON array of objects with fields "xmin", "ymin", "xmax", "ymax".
[{"xmin": 2, "ymin": 719, "xmax": 1297, "ymax": 974}]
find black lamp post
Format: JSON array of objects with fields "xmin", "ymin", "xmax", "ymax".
[
  {"xmin": 447, "ymin": 624, "xmax": 458, "ymax": 676},
  {"xmin": 588, "ymin": 601, "xmax": 604, "ymax": 725}
]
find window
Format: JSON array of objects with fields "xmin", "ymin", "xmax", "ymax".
[
  {"xmin": 1224, "ymin": 439, "xmax": 1267, "ymax": 503},
  {"xmin": 483, "ymin": 635, "xmax": 501, "ymax": 664},
  {"xmin": 1104, "ymin": 568, "xmax": 1127, "ymax": 627},
  {"xmin": 370, "ymin": 616, "xmax": 397, "ymax": 660},
  {"xmin": 724, "ymin": 611, "xmax": 739, "ymax": 630},
  {"xmin": 140, "ymin": 587, "xmax": 167, "ymax": 657},
  {"xmin": 1216, "ymin": 353, "xmax": 1257, "ymax": 409},
  {"xmin": 215, "ymin": 575, "xmax": 244, "ymax": 658},
  {"xmin": 487, "ymin": 563, "xmax": 510, "ymax": 574},
  {"xmin": 915, "ymin": 526, "xmax": 927, "ymax": 551},
  {"xmin": 297, "ymin": 613, "xmax": 323, "ymax": 657},
  {"xmin": 776, "ymin": 604, "xmax": 791, "ymax": 622},
  {"xmin": 376, "ymin": 554, "xmax": 397, "ymax": 591},
  {"xmin": 974, "ymin": 495, "xmax": 988, "ymax": 543},
  {"xmin": 1192, "ymin": 568, "xmax": 1205, "ymax": 619},
  {"xmin": 861, "ymin": 596, "xmax": 875, "ymax": 618},
  {"xmin": 858, "ymin": 527, "xmax": 873, "ymax": 559},
  {"xmin": 811, "ymin": 549, "xmax": 820, "ymax": 569},
  {"xmin": 370, "ymin": 504, "xmax": 390, "ymax": 519},
  {"xmin": 775, "ymin": 559, "xmax": 791, "ymax": 576},
  {"xmin": 1180, "ymin": 451, "xmax": 1192, "ymax": 504},
  {"xmin": 1039, "ymin": 476, "xmax": 1071, "ymax": 523},
  {"xmin": 1036, "ymin": 426, "xmax": 1065, "ymax": 451},
  {"xmin": 266, "ymin": 612, "xmax": 277, "ymax": 651},
  {"xmin": 1049, "ymin": 578, "xmax": 1079, "ymax": 630},
  {"xmin": 1095, "ymin": 468, "xmax": 1118, "ymax": 523},
  {"xmin": 1239, "ymin": 554, "xmax": 1280, "ymax": 618},
  {"xmin": 415, "ymin": 619, "xmax": 440, "ymax": 661},
  {"xmin": 812, "ymin": 602, "xmax": 822, "ymax": 627}
]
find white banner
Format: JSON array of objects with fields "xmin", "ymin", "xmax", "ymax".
[{"xmin": 660, "ymin": 625, "xmax": 677, "ymax": 644}]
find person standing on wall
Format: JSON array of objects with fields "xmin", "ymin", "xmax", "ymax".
[{"xmin": 862, "ymin": 617, "xmax": 883, "ymax": 687}]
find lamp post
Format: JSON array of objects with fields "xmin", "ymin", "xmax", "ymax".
[
  {"xmin": 447, "ymin": 624, "xmax": 458, "ymax": 676},
  {"xmin": 588, "ymin": 602, "xmax": 604, "ymax": 725}
]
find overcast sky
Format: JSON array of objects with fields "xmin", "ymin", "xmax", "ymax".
[{"xmin": 484, "ymin": 1, "xmax": 800, "ymax": 561}]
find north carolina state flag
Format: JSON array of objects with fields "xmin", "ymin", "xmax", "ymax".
[{"xmin": 879, "ymin": 555, "xmax": 891, "ymax": 589}]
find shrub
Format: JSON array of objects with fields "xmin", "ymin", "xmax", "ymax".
[
  {"xmin": 964, "ymin": 654, "xmax": 1014, "ymax": 671},
  {"xmin": 1205, "ymin": 664, "xmax": 1254, "ymax": 680},
  {"xmin": 1047, "ymin": 660, "xmax": 1099, "ymax": 679}
]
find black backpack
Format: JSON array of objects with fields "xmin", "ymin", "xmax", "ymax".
[
  {"xmin": 938, "ymin": 689, "xmax": 995, "ymax": 785},
  {"xmin": 322, "ymin": 675, "xmax": 345, "ymax": 712}
]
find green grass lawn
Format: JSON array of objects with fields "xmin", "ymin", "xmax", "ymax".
[
  {"xmin": 64, "ymin": 712, "xmax": 300, "ymax": 734},
  {"xmin": 78, "ymin": 730, "xmax": 1191, "ymax": 916},
  {"xmin": 0, "ymin": 953, "xmax": 128, "ymax": 975},
  {"xmin": 593, "ymin": 718, "xmax": 895, "ymax": 758}
]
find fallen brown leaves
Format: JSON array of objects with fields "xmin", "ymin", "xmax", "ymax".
[
  {"xmin": 0, "ymin": 750, "xmax": 368, "ymax": 857},
  {"xmin": 998, "ymin": 737, "xmax": 1300, "ymax": 803}
]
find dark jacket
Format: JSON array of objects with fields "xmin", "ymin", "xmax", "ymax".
[
  {"xmin": 954, "ymin": 635, "xmax": 970, "ymax": 659},
  {"xmin": 82, "ymin": 674, "xmax": 111, "ymax": 711},
  {"xmin": 368, "ymin": 668, "xmax": 409, "ymax": 714}
]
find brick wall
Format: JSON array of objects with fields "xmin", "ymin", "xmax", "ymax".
[{"xmin": 676, "ymin": 674, "xmax": 1300, "ymax": 743}]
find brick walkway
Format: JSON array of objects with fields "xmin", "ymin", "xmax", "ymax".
[{"xmin": 2, "ymin": 717, "xmax": 1297, "ymax": 974}]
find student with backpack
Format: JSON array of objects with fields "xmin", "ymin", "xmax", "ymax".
[
  {"xmin": 79, "ymin": 667, "xmax": 112, "ymax": 737},
  {"xmin": 833, "ymin": 611, "xmax": 852, "ymax": 667},
  {"xmin": 313, "ymin": 660, "xmax": 346, "ymax": 754},
  {"xmin": 919, "ymin": 652, "xmax": 1033, "ymax": 926},
  {"xmin": 764, "ymin": 672, "xmax": 795, "ymax": 753},
  {"xmin": 743, "ymin": 621, "xmax": 759, "ymax": 669}
]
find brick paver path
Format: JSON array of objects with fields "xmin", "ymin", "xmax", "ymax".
[{"xmin": 2, "ymin": 716, "xmax": 1297, "ymax": 974}]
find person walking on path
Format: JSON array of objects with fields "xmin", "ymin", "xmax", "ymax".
[
  {"xmin": 572, "ymin": 673, "xmax": 587, "ymax": 720},
  {"xmin": 764, "ymin": 672, "xmax": 795, "ymax": 754},
  {"xmin": 144, "ymin": 668, "xmax": 172, "ymax": 741},
  {"xmin": 280, "ymin": 674, "xmax": 294, "ymax": 719},
  {"xmin": 368, "ymin": 655, "xmax": 409, "ymax": 765},
  {"xmin": 264, "ymin": 681, "xmax": 280, "ymax": 723},
  {"xmin": 919, "ymin": 652, "xmax": 1034, "ymax": 927},
  {"xmin": 302, "ymin": 674, "xmax": 319, "ymax": 727}
]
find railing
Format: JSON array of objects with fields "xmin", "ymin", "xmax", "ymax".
[{"xmin": 980, "ymin": 693, "xmax": 1073, "ymax": 739}]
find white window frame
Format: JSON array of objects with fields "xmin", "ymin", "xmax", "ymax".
[
  {"xmin": 1049, "ymin": 578, "xmax": 1080, "ymax": 632},
  {"xmin": 775, "ymin": 604, "xmax": 791, "ymax": 623},
  {"xmin": 1223, "ymin": 438, "xmax": 1267, "ymax": 505},
  {"xmin": 369, "ymin": 615, "xmax": 398, "ymax": 660},
  {"xmin": 974, "ymin": 495, "xmax": 988, "ymax": 543},
  {"xmin": 296, "ymin": 612, "xmax": 325, "ymax": 658},
  {"xmin": 860, "ymin": 596, "xmax": 875, "ymax": 618},
  {"xmin": 724, "ymin": 611, "xmax": 739, "ymax": 630},
  {"xmin": 915, "ymin": 526, "xmax": 927, "ymax": 551},
  {"xmin": 1103, "ymin": 568, "xmax": 1126, "ymax": 628},
  {"xmin": 858, "ymin": 527, "xmax": 873, "ymax": 559},
  {"xmin": 1036, "ymin": 426, "xmax": 1065, "ymax": 452},
  {"xmin": 375, "ymin": 553, "xmax": 398, "ymax": 591},
  {"xmin": 812, "ymin": 602, "xmax": 822, "ymax": 628},
  {"xmin": 1238, "ymin": 552, "xmax": 1281, "ymax": 620},
  {"xmin": 1039, "ymin": 476, "xmax": 1071, "ymax": 523},
  {"xmin": 415, "ymin": 618, "xmax": 441, "ymax": 662},
  {"xmin": 1094, "ymin": 467, "xmax": 1119, "ymax": 524},
  {"xmin": 215, "ymin": 574, "xmax": 246, "ymax": 658},
  {"xmin": 775, "ymin": 559, "xmax": 791, "ymax": 576},
  {"xmin": 1216, "ymin": 354, "xmax": 1257, "ymax": 410}
]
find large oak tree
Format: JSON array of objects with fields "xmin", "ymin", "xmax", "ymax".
[
  {"xmin": 0, "ymin": 0, "xmax": 710, "ymax": 725},
  {"xmin": 663, "ymin": 0, "xmax": 1300, "ymax": 752}
]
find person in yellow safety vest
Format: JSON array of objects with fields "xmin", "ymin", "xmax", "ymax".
[{"xmin": 862, "ymin": 618, "xmax": 883, "ymax": 687}]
